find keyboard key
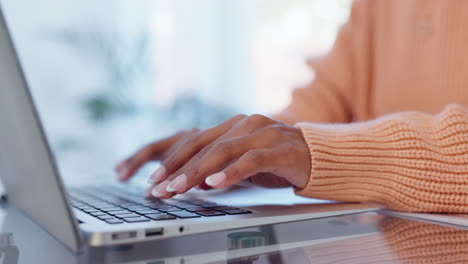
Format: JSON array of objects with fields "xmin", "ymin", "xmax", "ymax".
[
  {"xmin": 134, "ymin": 209, "xmax": 161, "ymax": 215},
  {"xmin": 166, "ymin": 202, "xmax": 193, "ymax": 207},
  {"xmin": 98, "ymin": 215, "xmax": 115, "ymax": 220},
  {"xmin": 83, "ymin": 209, "xmax": 100, "ymax": 214},
  {"xmin": 123, "ymin": 217, "xmax": 150, "ymax": 223},
  {"xmin": 222, "ymin": 209, "xmax": 252, "ymax": 215},
  {"xmin": 109, "ymin": 210, "xmax": 133, "ymax": 216},
  {"xmin": 157, "ymin": 207, "xmax": 183, "ymax": 212},
  {"xmin": 168, "ymin": 211, "xmax": 202, "ymax": 219},
  {"xmin": 184, "ymin": 206, "xmax": 210, "ymax": 212},
  {"xmin": 198, "ymin": 202, "xmax": 219, "ymax": 207},
  {"xmin": 90, "ymin": 212, "xmax": 107, "ymax": 217},
  {"xmin": 105, "ymin": 219, "xmax": 124, "ymax": 224},
  {"xmin": 140, "ymin": 201, "xmax": 165, "ymax": 206},
  {"xmin": 88, "ymin": 202, "xmax": 112, "ymax": 207},
  {"xmin": 198, "ymin": 202, "xmax": 220, "ymax": 207},
  {"xmin": 196, "ymin": 210, "xmax": 226, "ymax": 217},
  {"xmin": 116, "ymin": 213, "xmax": 141, "ymax": 218},
  {"xmin": 126, "ymin": 206, "xmax": 150, "ymax": 211},
  {"xmin": 79, "ymin": 206, "xmax": 94, "ymax": 211},
  {"xmin": 100, "ymin": 207, "xmax": 124, "ymax": 212},
  {"xmin": 146, "ymin": 214, "xmax": 176, "ymax": 220},
  {"xmin": 148, "ymin": 205, "xmax": 174, "ymax": 210}
]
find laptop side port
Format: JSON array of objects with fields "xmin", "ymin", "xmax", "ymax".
[
  {"xmin": 112, "ymin": 231, "xmax": 137, "ymax": 240},
  {"xmin": 145, "ymin": 228, "xmax": 164, "ymax": 237}
]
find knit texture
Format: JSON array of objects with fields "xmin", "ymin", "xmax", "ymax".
[
  {"xmin": 275, "ymin": 0, "xmax": 468, "ymax": 212},
  {"xmin": 301, "ymin": 218, "xmax": 468, "ymax": 263}
]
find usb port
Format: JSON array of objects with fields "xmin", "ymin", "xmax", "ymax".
[
  {"xmin": 112, "ymin": 231, "xmax": 137, "ymax": 240},
  {"xmin": 145, "ymin": 228, "xmax": 164, "ymax": 237}
]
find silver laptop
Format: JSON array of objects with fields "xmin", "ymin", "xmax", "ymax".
[{"xmin": 0, "ymin": 4, "xmax": 378, "ymax": 252}]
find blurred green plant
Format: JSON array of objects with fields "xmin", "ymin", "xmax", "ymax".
[
  {"xmin": 45, "ymin": 23, "xmax": 152, "ymax": 122},
  {"xmin": 44, "ymin": 23, "xmax": 237, "ymax": 129}
]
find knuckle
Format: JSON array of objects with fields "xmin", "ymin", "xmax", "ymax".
[
  {"xmin": 245, "ymin": 114, "xmax": 272, "ymax": 128},
  {"xmin": 214, "ymin": 141, "xmax": 231, "ymax": 155},
  {"xmin": 226, "ymin": 166, "xmax": 240, "ymax": 178},
  {"xmin": 245, "ymin": 150, "xmax": 264, "ymax": 166},
  {"xmin": 265, "ymin": 125, "xmax": 284, "ymax": 139},
  {"xmin": 194, "ymin": 144, "xmax": 213, "ymax": 160},
  {"xmin": 194, "ymin": 150, "xmax": 206, "ymax": 160},
  {"xmin": 249, "ymin": 114, "xmax": 266, "ymax": 123},
  {"xmin": 185, "ymin": 166, "xmax": 200, "ymax": 179},
  {"xmin": 162, "ymin": 157, "xmax": 177, "ymax": 170},
  {"xmin": 186, "ymin": 132, "xmax": 202, "ymax": 148}
]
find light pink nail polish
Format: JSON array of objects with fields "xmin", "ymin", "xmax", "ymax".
[
  {"xmin": 205, "ymin": 172, "xmax": 226, "ymax": 187},
  {"xmin": 148, "ymin": 166, "xmax": 166, "ymax": 184},
  {"xmin": 166, "ymin": 174, "xmax": 187, "ymax": 192},
  {"xmin": 151, "ymin": 180, "xmax": 171, "ymax": 197}
]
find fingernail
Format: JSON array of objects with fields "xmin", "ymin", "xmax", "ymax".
[
  {"xmin": 151, "ymin": 180, "xmax": 171, "ymax": 197},
  {"xmin": 148, "ymin": 166, "xmax": 166, "ymax": 184},
  {"xmin": 166, "ymin": 174, "xmax": 187, "ymax": 192},
  {"xmin": 205, "ymin": 172, "xmax": 226, "ymax": 187}
]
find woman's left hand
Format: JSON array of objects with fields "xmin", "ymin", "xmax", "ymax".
[{"xmin": 146, "ymin": 114, "xmax": 311, "ymax": 199}]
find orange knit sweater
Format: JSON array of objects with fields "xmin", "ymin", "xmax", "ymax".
[{"xmin": 276, "ymin": 0, "xmax": 468, "ymax": 213}]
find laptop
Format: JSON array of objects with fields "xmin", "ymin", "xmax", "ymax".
[{"xmin": 0, "ymin": 4, "xmax": 378, "ymax": 252}]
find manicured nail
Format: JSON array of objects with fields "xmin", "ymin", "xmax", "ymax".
[
  {"xmin": 205, "ymin": 172, "xmax": 226, "ymax": 187},
  {"xmin": 166, "ymin": 174, "xmax": 187, "ymax": 192},
  {"xmin": 148, "ymin": 166, "xmax": 166, "ymax": 184},
  {"xmin": 151, "ymin": 180, "xmax": 171, "ymax": 197}
]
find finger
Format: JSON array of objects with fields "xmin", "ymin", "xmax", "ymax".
[
  {"xmin": 157, "ymin": 123, "xmax": 284, "ymax": 195},
  {"xmin": 116, "ymin": 131, "xmax": 185, "ymax": 181},
  {"xmin": 149, "ymin": 115, "xmax": 247, "ymax": 185},
  {"xmin": 205, "ymin": 149, "xmax": 281, "ymax": 189},
  {"xmin": 154, "ymin": 137, "xmax": 248, "ymax": 196},
  {"xmin": 146, "ymin": 180, "xmax": 173, "ymax": 199},
  {"xmin": 165, "ymin": 130, "xmax": 279, "ymax": 194},
  {"xmin": 146, "ymin": 115, "xmax": 277, "ymax": 196}
]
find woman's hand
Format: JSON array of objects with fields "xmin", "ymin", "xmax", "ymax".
[
  {"xmin": 115, "ymin": 129, "xmax": 201, "ymax": 181},
  {"xmin": 117, "ymin": 114, "xmax": 311, "ymax": 199}
]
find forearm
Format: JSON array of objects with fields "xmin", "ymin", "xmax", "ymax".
[{"xmin": 295, "ymin": 104, "xmax": 468, "ymax": 213}]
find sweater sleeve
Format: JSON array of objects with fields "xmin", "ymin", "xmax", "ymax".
[
  {"xmin": 295, "ymin": 104, "xmax": 468, "ymax": 213},
  {"xmin": 274, "ymin": 0, "xmax": 373, "ymax": 125}
]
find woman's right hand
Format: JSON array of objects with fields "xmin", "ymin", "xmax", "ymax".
[{"xmin": 115, "ymin": 128, "xmax": 200, "ymax": 182}]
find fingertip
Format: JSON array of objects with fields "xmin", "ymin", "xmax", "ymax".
[
  {"xmin": 205, "ymin": 172, "xmax": 226, "ymax": 187},
  {"xmin": 147, "ymin": 180, "xmax": 171, "ymax": 199},
  {"xmin": 147, "ymin": 166, "xmax": 166, "ymax": 184},
  {"xmin": 116, "ymin": 167, "xmax": 130, "ymax": 181},
  {"xmin": 115, "ymin": 160, "xmax": 128, "ymax": 171}
]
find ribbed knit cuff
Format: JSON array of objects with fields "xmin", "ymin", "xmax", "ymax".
[
  {"xmin": 293, "ymin": 104, "xmax": 468, "ymax": 213},
  {"xmin": 294, "ymin": 121, "xmax": 396, "ymax": 207}
]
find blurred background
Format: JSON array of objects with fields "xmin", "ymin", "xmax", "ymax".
[{"xmin": 1, "ymin": 0, "xmax": 351, "ymax": 185}]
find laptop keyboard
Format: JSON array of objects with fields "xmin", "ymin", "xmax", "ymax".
[{"xmin": 69, "ymin": 186, "xmax": 252, "ymax": 224}]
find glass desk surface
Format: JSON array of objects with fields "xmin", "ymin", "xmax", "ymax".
[{"xmin": 0, "ymin": 202, "xmax": 465, "ymax": 264}]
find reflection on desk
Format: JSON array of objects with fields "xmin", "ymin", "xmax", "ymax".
[
  {"xmin": 257, "ymin": 216, "xmax": 468, "ymax": 264},
  {"xmin": 1, "ymin": 203, "xmax": 467, "ymax": 263}
]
